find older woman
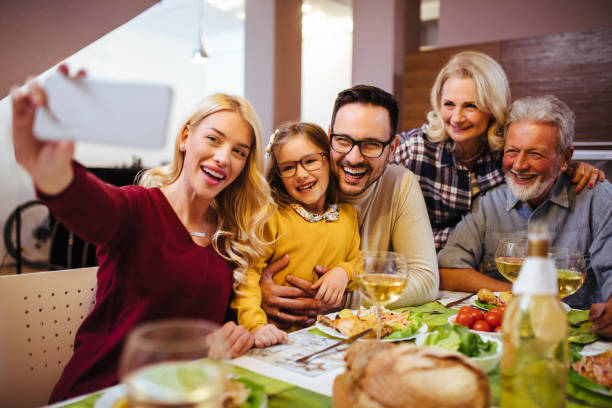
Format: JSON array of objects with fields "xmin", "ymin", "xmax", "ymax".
[
  {"xmin": 394, "ymin": 51, "xmax": 603, "ymax": 250},
  {"xmin": 11, "ymin": 68, "xmax": 274, "ymax": 402}
]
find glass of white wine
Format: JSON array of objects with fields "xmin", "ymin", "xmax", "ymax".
[
  {"xmin": 494, "ymin": 238, "xmax": 528, "ymax": 282},
  {"xmin": 354, "ymin": 251, "xmax": 408, "ymax": 340},
  {"xmin": 549, "ymin": 247, "xmax": 586, "ymax": 299},
  {"xmin": 118, "ymin": 319, "xmax": 228, "ymax": 408}
]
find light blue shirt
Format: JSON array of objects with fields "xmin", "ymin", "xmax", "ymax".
[{"xmin": 438, "ymin": 173, "xmax": 612, "ymax": 309}]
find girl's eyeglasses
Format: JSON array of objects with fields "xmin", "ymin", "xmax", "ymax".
[{"xmin": 277, "ymin": 152, "xmax": 327, "ymax": 178}]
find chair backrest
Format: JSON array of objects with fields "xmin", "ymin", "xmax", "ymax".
[{"xmin": 0, "ymin": 267, "xmax": 98, "ymax": 407}]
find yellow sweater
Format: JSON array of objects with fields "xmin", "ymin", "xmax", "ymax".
[{"xmin": 232, "ymin": 203, "xmax": 361, "ymax": 333}]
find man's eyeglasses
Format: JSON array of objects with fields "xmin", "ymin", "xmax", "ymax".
[
  {"xmin": 330, "ymin": 133, "xmax": 392, "ymax": 158},
  {"xmin": 277, "ymin": 152, "xmax": 328, "ymax": 178}
]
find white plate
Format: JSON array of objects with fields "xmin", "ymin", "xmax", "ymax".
[
  {"xmin": 468, "ymin": 292, "xmax": 505, "ymax": 309},
  {"xmin": 469, "ymin": 293, "xmax": 570, "ymax": 313},
  {"xmin": 316, "ymin": 312, "xmax": 427, "ymax": 342},
  {"xmin": 448, "ymin": 315, "xmax": 503, "ymax": 340},
  {"xmin": 93, "ymin": 382, "xmax": 267, "ymax": 408},
  {"xmin": 416, "ymin": 332, "xmax": 502, "ymax": 373},
  {"xmin": 94, "ymin": 384, "xmax": 126, "ymax": 408}
]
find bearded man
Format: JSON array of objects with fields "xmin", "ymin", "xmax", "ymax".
[{"xmin": 437, "ymin": 95, "xmax": 612, "ymax": 336}]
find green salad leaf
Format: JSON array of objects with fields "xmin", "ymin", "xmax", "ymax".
[
  {"xmin": 568, "ymin": 369, "xmax": 612, "ymax": 398},
  {"xmin": 424, "ymin": 324, "xmax": 498, "ymax": 358},
  {"xmin": 474, "ymin": 299, "xmax": 496, "ymax": 310},
  {"xmin": 235, "ymin": 378, "xmax": 267, "ymax": 408},
  {"xmin": 384, "ymin": 312, "xmax": 422, "ymax": 340},
  {"xmin": 568, "ymin": 309, "xmax": 598, "ymax": 345}
]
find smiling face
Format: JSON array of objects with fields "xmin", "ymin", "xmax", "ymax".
[
  {"xmin": 180, "ymin": 110, "xmax": 252, "ymax": 202},
  {"xmin": 274, "ymin": 135, "xmax": 330, "ymax": 213},
  {"xmin": 440, "ymin": 77, "xmax": 491, "ymax": 151},
  {"xmin": 329, "ymin": 103, "xmax": 396, "ymax": 197},
  {"xmin": 503, "ymin": 121, "xmax": 571, "ymax": 208}
]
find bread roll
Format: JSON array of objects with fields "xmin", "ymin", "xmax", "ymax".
[{"xmin": 333, "ymin": 342, "xmax": 491, "ymax": 408}]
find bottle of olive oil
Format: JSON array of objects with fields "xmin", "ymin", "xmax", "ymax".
[{"xmin": 500, "ymin": 224, "xmax": 569, "ymax": 408}]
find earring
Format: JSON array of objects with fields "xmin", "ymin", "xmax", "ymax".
[{"xmin": 179, "ymin": 144, "xmax": 186, "ymax": 152}]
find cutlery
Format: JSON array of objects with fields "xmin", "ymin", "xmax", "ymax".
[
  {"xmin": 570, "ymin": 319, "xmax": 589, "ymax": 328},
  {"xmin": 445, "ymin": 292, "xmax": 477, "ymax": 308},
  {"xmin": 295, "ymin": 328, "xmax": 373, "ymax": 363}
]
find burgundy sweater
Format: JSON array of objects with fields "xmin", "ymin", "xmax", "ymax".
[{"xmin": 42, "ymin": 163, "xmax": 233, "ymax": 402}]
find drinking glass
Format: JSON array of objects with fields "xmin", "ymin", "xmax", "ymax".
[
  {"xmin": 549, "ymin": 247, "xmax": 586, "ymax": 298},
  {"xmin": 118, "ymin": 319, "xmax": 228, "ymax": 408},
  {"xmin": 354, "ymin": 251, "xmax": 408, "ymax": 340},
  {"xmin": 495, "ymin": 238, "xmax": 527, "ymax": 282}
]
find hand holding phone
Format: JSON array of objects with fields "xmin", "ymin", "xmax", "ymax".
[{"xmin": 33, "ymin": 73, "xmax": 173, "ymax": 148}]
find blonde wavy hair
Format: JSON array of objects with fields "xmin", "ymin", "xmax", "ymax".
[
  {"xmin": 138, "ymin": 94, "xmax": 275, "ymax": 287},
  {"xmin": 425, "ymin": 51, "xmax": 510, "ymax": 151}
]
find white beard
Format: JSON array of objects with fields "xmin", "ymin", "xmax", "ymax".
[{"xmin": 506, "ymin": 171, "xmax": 557, "ymax": 203}]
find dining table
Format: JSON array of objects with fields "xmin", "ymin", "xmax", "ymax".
[{"xmin": 47, "ymin": 291, "xmax": 610, "ymax": 408}]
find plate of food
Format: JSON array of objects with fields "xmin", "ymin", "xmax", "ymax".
[
  {"xmin": 448, "ymin": 312, "xmax": 504, "ymax": 340},
  {"xmin": 470, "ymin": 289, "xmax": 513, "ymax": 310},
  {"xmin": 472, "ymin": 289, "xmax": 570, "ymax": 312},
  {"xmin": 94, "ymin": 375, "xmax": 266, "ymax": 408},
  {"xmin": 316, "ymin": 307, "xmax": 427, "ymax": 342},
  {"xmin": 569, "ymin": 350, "xmax": 612, "ymax": 405},
  {"xmin": 416, "ymin": 324, "xmax": 502, "ymax": 373}
]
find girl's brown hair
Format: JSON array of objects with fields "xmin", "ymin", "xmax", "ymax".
[{"xmin": 264, "ymin": 122, "xmax": 339, "ymax": 209}]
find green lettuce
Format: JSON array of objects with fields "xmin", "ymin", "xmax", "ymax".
[{"xmin": 424, "ymin": 324, "xmax": 498, "ymax": 358}]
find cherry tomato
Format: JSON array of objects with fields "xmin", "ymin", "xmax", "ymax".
[
  {"xmin": 459, "ymin": 306, "xmax": 474, "ymax": 315},
  {"xmin": 469, "ymin": 308, "xmax": 484, "ymax": 321},
  {"xmin": 484, "ymin": 310, "xmax": 502, "ymax": 328},
  {"xmin": 455, "ymin": 312, "xmax": 475, "ymax": 328},
  {"xmin": 473, "ymin": 320, "xmax": 491, "ymax": 332},
  {"xmin": 494, "ymin": 326, "xmax": 503, "ymax": 333},
  {"xmin": 497, "ymin": 305, "xmax": 506, "ymax": 314},
  {"xmin": 488, "ymin": 307, "xmax": 503, "ymax": 315}
]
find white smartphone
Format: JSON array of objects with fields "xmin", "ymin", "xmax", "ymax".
[{"xmin": 33, "ymin": 73, "xmax": 173, "ymax": 149}]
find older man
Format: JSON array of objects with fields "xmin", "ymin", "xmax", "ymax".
[
  {"xmin": 260, "ymin": 85, "xmax": 439, "ymax": 327},
  {"xmin": 438, "ymin": 95, "xmax": 612, "ymax": 336}
]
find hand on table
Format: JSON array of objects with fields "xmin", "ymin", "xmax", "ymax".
[
  {"xmin": 221, "ymin": 321, "xmax": 254, "ymax": 358},
  {"xmin": 253, "ymin": 324, "xmax": 288, "ymax": 348},
  {"xmin": 589, "ymin": 302, "xmax": 612, "ymax": 340}
]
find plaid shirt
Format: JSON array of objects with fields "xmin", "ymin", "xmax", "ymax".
[{"xmin": 394, "ymin": 127, "xmax": 505, "ymax": 250}]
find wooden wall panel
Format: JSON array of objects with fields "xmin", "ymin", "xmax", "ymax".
[
  {"xmin": 401, "ymin": 29, "xmax": 612, "ymax": 146},
  {"xmin": 499, "ymin": 29, "xmax": 612, "ymax": 144}
]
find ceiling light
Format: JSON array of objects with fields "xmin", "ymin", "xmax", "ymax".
[{"xmin": 192, "ymin": 0, "xmax": 210, "ymax": 64}]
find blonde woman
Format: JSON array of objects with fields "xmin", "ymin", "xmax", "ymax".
[
  {"xmin": 394, "ymin": 51, "xmax": 603, "ymax": 249},
  {"xmin": 11, "ymin": 67, "xmax": 274, "ymax": 402}
]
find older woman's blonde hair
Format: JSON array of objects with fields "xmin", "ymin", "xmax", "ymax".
[
  {"xmin": 138, "ymin": 93, "xmax": 275, "ymax": 287},
  {"xmin": 425, "ymin": 51, "xmax": 510, "ymax": 151}
]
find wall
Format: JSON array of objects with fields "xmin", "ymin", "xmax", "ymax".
[
  {"xmin": 245, "ymin": 0, "xmax": 302, "ymax": 138},
  {"xmin": 438, "ymin": 0, "xmax": 612, "ymax": 47},
  {"xmin": 300, "ymin": 0, "xmax": 353, "ymax": 129},
  {"xmin": 0, "ymin": 1, "xmax": 246, "ymax": 267},
  {"xmin": 0, "ymin": 0, "xmax": 159, "ymax": 97}
]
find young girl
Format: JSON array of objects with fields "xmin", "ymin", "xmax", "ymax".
[
  {"xmin": 231, "ymin": 122, "xmax": 362, "ymax": 347},
  {"xmin": 12, "ymin": 67, "xmax": 274, "ymax": 401}
]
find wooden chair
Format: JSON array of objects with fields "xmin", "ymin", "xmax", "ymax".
[{"xmin": 0, "ymin": 267, "xmax": 98, "ymax": 407}]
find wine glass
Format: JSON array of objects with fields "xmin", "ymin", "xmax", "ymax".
[
  {"xmin": 549, "ymin": 247, "xmax": 586, "ymax": 299},
  {"xmin": 494, "ymin": 238, "xmax": 527, "ymax": 282},
  {"xmin": 118, "ymin": 319, "xmax": 228, "ymax": 408},
  {"xmin": 354, "ymin": 251, "xmax": 408, "ymax": 340}
]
